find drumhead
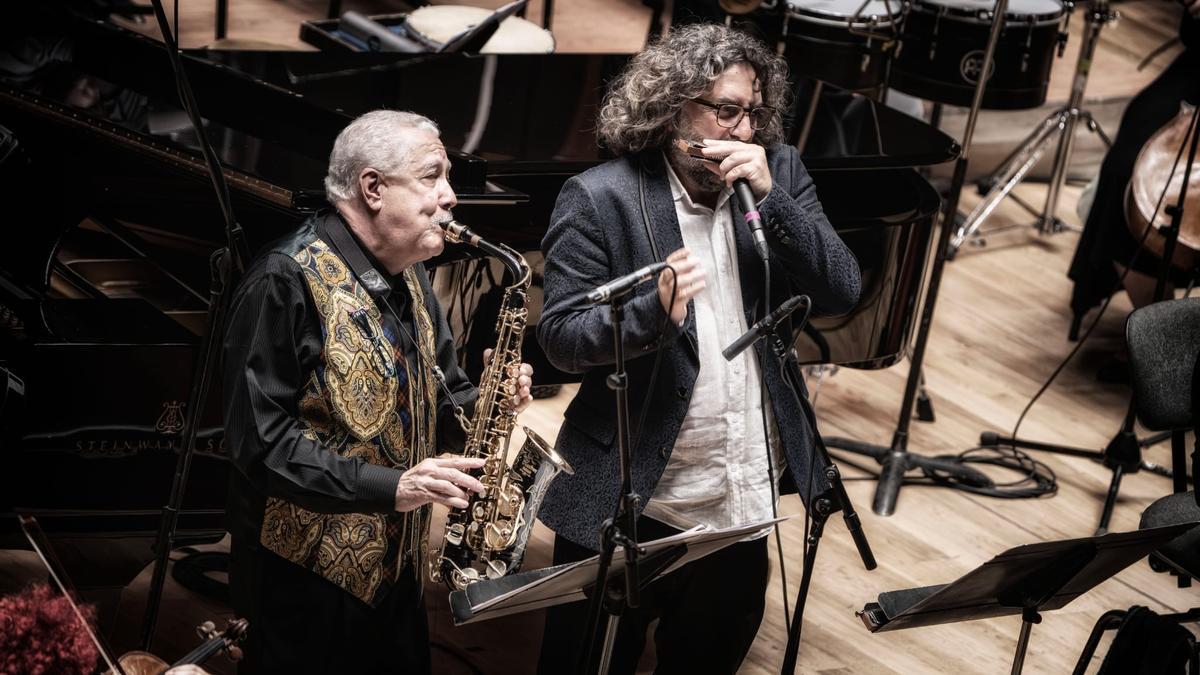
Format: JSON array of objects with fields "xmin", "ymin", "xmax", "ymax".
[
  {"xmin": 407, "ymin": 5, "xmax": 556, "ymax": 53},
  {"xmin": 909, "ymin": 0, "xmax": 1063, "ymax": 23},
  {"xmin": 788, "ymin": 0, "xmax": 903, "ymax": 26}
]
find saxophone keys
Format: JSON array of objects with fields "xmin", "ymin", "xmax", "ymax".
[
  {"xmin": 471, "ymin": 501, "xmax": 490, "ymax": 521},
  {"xmin": 444, "ymin": 523, "xmax": 464, "ymax": 546},
  {"xmin": 484, "ymin": 522, "xmax": 516, "ymax": 550},
  {"xmin": 484, "ymin": 457, "xmax": 503, "ymax": 472},
  {"xmin": 456, "ymin": 567, "xmax": 481, "ymax": 588},
  {"xmin": 486, "ymin": 559, "xmax": 508, "ymax": 580},
  {"xmin": 496, "ymin": 488, "xmax": 523, "ymax": 518}
]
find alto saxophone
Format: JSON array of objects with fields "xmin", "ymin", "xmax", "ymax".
[{"xmin": 430, "ymin": 221, "xmax": 574, "ymax": 590}]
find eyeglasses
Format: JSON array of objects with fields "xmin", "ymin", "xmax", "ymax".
[{"xmin": 691, "ymin": 98, "xmax": 777, "ymax": 131}]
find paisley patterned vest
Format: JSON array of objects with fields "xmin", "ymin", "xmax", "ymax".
[{"xmin": 258, "ymin": 235, "xmax": 438, "ymax": 606}]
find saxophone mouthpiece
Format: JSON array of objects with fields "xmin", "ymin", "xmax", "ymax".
[{"xmin": 440, "ymin": 220, "xmax": 476, "ymax": 246}]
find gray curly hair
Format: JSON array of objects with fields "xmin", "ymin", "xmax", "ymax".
[
  {"xmin": 597, "ymin": 23, "xmax": 790, "ymax": 156},
  {"xmin": 324, "ymin": 110, "xmax": 441, "ymax": 204}
]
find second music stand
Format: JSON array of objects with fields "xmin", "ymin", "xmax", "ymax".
[{"xmin": 857, "ymin": 523, "xmax": 1198, "ymax": 674}]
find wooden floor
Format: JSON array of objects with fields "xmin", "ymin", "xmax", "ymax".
[{"xmin": 3, "ymin": 1, "xmax": 1195, "ymax": 674}]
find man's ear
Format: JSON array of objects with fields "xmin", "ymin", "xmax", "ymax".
[{"xmin": 359, "ymin": 169, "xmax": 384, "ymax": 212}]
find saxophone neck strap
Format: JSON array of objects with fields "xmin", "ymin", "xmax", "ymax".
[{"xmin": 319, "ymin": 209, "xmax": 393, "ymax": 300}]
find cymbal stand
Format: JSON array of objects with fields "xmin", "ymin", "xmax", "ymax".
[
  {"xmin": 824, "ymin": 0, "xmax": 1010, "ymax": 516},
  {"xmin": 979, "ymin": 103, "xmax": 1199, "ymax": 535},
  {"xmin": 948, "ymin": 0, "xmax": 1115, "ymax": 256}
]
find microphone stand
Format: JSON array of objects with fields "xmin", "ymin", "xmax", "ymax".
[
  {"xmin": 730, "ymin": 179, "xmax": 874, "ymax": 673},
  {"xmin": 982, "ymin": 99, "xmax": 1200, "ymax": 534},
  {"xmin": 755, "ymin": 323, "xmax": 876, "ymax": 674},
  {"xmin": 141, "ymin": 0, "xmax": 250, "ymax": 649},
  {"xmin": 578, "ymin": 292, "xmax": 645, "ymax": 675},
  {"xmin": 824, "ymin": 0, "xmax": 1009, "ymax": 516}
]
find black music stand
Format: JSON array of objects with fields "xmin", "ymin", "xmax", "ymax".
[
  {"xmin": 447, "ymin": 518, "xmax": 785, "ymax": 626},
  {"xmin": 857, "ymin": 523, "xmax": 1199, "ymax": 674}
]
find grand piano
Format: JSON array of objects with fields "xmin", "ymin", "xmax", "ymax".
[{"xmin": 0, "ymin": 3, "xmax": 955, "ymax": 607}]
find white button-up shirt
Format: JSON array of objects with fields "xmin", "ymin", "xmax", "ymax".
[{"xmin": 642, "ymin": 159, "xmax": 784, "ymax": 537}]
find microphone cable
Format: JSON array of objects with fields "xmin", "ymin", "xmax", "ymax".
[{"xmin": 1006, "ymin": 104, "xmax": 1198, "ymax": 453}]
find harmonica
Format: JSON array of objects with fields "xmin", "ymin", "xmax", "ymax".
[{"xmin": 674, "ymin": 138, "xmax": 719, "ymax": 164}]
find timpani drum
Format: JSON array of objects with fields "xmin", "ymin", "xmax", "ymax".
[
  {"xmin": 889, "ymin": 0, "xmax": 1065, "ymax": 109},
  {"xmin": 784, "ymin": 0, "xmax": 904, "ymax": 92},
  {"xmin": 406, "ymin": 5, "xmax": 556, "ymax": 54}
]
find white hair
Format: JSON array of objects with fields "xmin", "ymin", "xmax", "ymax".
[{"xmin": 323, "ymin": 110, "xmax": 441, "ymax": 204}]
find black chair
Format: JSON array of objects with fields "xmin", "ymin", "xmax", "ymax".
[
  {"xmin": 1072, "ymin": 297, "xmax": 1200, "ymax": 674},
  {"xmin": 1131, "ymin": 297, "xmax": 1200, "ymax": 580}
]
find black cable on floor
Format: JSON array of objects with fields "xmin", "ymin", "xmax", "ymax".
[
  {"xmin": 922, "ymin": 446, "xmax": 1058, "ymax": 499},
  {"xmin": 829, "ymin": 444, "xmax": 1057, "ymax": 500}
]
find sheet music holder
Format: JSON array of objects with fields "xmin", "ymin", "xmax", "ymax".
[
  {"xmin": 449, "ymin": 517, "xmax": 786, "ymax": 626},
  {"xmin": 856, "ymin": 523, "xmax": 1198, "ymax": 674}
]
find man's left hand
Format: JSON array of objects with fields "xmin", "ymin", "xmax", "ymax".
[
  {"xmin": 700, "ymin": 139, "xmax": 772, "ymax": 201},
  {"xmin": 483, "ymin": 349, "xmax": 535, "ymax": 413}
]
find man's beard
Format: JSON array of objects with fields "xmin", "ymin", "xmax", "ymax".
[{"xmin": 667, "ymin": 121, "xmax": 725, "ymax": 194}]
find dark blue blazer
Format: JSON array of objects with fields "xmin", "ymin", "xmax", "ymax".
[{"xmin": 536, "ymin": 146, "xmax": 861, "ymax": 550}]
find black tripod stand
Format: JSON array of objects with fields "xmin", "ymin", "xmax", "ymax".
[
  {"xmin": 766, "ymin": 329, "xmax": 876, "ymax": 674},
  {"xmin": 949, "ymin": 0, "xmax": 1115, "ymax": 254},
  {"xmin": 980, "ymin": 103, "xmax": 1200, "ymax": 535},
  {"xmin": 139, "ymin": 0, "xmax": 250, "ymax": 649},
  {"xmin": 578, "ymin": 292, "xmax": 645, "ymax": 675},
  {"xmin": 824, "ymin": 0, "xmax": 1012, "ymax": 516}
]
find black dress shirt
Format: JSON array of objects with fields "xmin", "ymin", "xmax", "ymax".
[{"xmin": 222, "ymin": 211, "xmax": 477, "ymax": 550}]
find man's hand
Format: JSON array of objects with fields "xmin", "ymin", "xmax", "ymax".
[
  {"xmin": 1188, "ymin": 0, "xmax": 1199, "ymax": 19},
  {"xmin": 483, "ymin": 349, "xmax": 535, "ymax": 413},
  {"xmin": 395, "ymin": 455, "xmax": 487, "ymax": 511},
  {"xmin": 659, "ymin": 247, "xmax": 707, "ymax": 326},
  {"xmin": 699, "ymin": 139, "xmax": 772, "ymax": 200}
]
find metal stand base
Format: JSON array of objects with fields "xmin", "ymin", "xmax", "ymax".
[
  {"xmin": 950, "ymin": 107, "xmax": 1109, "ymax": 254},
  {"xmin": 827, "ymin": 435, "xmax": 994, "ymax": 515},
  {"xmin": 980, "ymin": 409, "xmax": 1177, "ymax": 536},
  {"xmin": 948, "ymin": 2, "xmax": 1117, "ymax": 256}
]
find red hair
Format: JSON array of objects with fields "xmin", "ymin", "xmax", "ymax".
[{"xmin": 0, "ymin": 584, "xmax": 99, "ymax": 675}]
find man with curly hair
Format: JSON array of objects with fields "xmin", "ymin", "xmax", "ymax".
[{"xmin": 535, "ymin": 22, "xmax": 860, "ymax": 674}]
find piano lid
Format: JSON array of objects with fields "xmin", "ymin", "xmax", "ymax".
[
  {"xmin": 218, "ymin": 50, "xmax": 960, "ymax": 170},
  {"xmin": 0, "ymin": 9, "xmax": 535, "ymax": 196},
  {"xmin": 7, "ymin": 6, "xmax": 957, "ymax": 185},
  {"xmin": 285, "ymin": 13, "xmax": 959, "ymax": 169}
]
